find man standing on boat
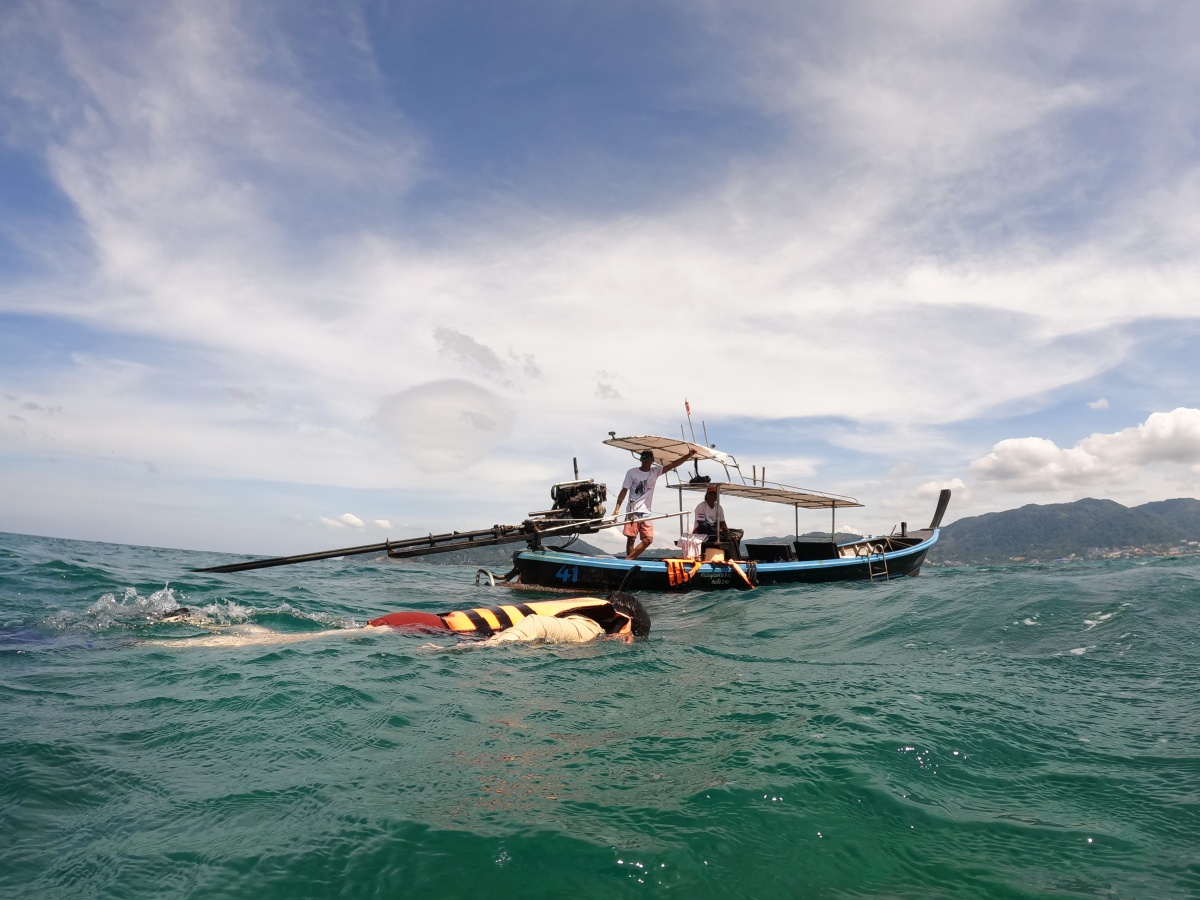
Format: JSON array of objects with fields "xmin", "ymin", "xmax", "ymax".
[{"xmin": 612, "ymin": 448, "xmax": 695, "ymax": 559}]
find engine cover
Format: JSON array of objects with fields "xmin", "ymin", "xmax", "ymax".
[{"xmin": 549, "ymin": 479, "xmax": 607, "ymax": 531}]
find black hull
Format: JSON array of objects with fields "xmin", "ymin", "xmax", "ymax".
[{"xmin": 512, "ymin": 532, "xmax": 937, "ymax": 593}]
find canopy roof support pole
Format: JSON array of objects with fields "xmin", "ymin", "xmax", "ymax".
[
  {"xmin": 679, "ymin": 483, "xmax": 685, "ymax": 537},
  {"xmin": 831, "ymin": 505, "xmax": 836, "ymax": 541}
]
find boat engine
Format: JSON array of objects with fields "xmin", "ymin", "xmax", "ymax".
[{"xmin": 548, "ymin": 479, "xmax": 608, "ymax": 532}]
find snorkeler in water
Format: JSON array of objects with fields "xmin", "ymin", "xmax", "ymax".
[{"xmin": 151, "ymin": 591, "xmax": 650, "ymax": 648}]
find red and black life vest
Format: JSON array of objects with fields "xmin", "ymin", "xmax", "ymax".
[{"xmin": 368, "ymin": 596, "xmax": 627, "ymax": 636}]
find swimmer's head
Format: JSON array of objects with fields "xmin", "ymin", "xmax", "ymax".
[{"xmin": 607, "ymin": 591, "xmax": 651, "ymax": 638}]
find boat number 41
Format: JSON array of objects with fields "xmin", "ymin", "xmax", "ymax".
[{"xmin": 555, "ymin": 565, "xmax": 580, "ymax": 583}]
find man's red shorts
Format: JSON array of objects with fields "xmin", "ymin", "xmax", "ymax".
[{"xmin": 623, "ymin": 516, "xmax": 654, "ymax": 541}]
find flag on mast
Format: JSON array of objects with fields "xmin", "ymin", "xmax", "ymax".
[{"xmin": 685, "ymin": 399, "xmax": 691, "ymax": 416}]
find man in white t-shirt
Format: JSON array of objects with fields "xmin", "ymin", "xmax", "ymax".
[
  {"xmin": 611, "ymin": 447, "xmax": 695, "ymax": 559},
  {"xmin": 693, "ymin": 484, "xmax": 729, "ymax": 546}
]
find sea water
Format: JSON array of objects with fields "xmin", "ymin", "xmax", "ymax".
[{"xmin": 1, "ymin": 531, "xmax": 1197, "ymax": 899}]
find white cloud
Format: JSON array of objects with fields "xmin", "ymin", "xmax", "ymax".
[
  {"xmin": 4, "ymin": 2, "xmax": 1200, "ymax": 551},
  {"xmin": 3, "ymin": 4, "xmax": 1189, "ymax": 442},
  {"xmin": 971, "ymin": 408, "xmax": 1200, "ymax": 491},
  {"xmin": 1088, "ymin": 398, "xmax": 1109, "ymax": 410},
  {"xmin": 762, "ymin": 457, "xmax": 820, "ymax": 482},
  {"xmin": 917, "ymin": 478, "xmax": 968, "ymax": 504},
  {"xmin": 316, "ymin": 513, "xmax": 366, "ymax": 530},
  {"xmin": 317, "ymin": 513, "xmax": 366, "ymax": 530},
  {"xmin": 374, "ymin": 519, "xmax": 392, "ymax": 529},
  {"xmin": 372, "ymin": 380, "xmax": 513, "ymax": 473},
  {"xmin": 434, "ymin": 327, "xmax": 506, "ymax": 380},
  {"xmin": 7, "ymin": 0, "xmax": 1192, "ymax": 440}
]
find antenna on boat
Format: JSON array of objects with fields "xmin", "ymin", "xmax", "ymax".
[{"xmin": 684, "ymin": 400, "xmax": 703, "ymax": 479}]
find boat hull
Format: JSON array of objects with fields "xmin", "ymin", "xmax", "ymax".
[{"xmin": 511, "ymin": 532, "xmax": 938, "ymax": 592}]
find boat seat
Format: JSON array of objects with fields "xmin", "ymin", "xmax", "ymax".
[
  {"xmin": 698, "ymin": 527, "xmax": 743, "ymax": 559},
  {"xmin": 703, "ymin": 539, "xmax": 742, "ymax": 560},
  {"xmin": 793, "ymin": 541, "xmax": 840, "ymax": 561}
]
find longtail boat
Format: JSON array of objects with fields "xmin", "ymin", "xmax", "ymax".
[
  {"xmin": 195, "ymin": 429, "xmax": 949, "ymax": 594},
  {"xmin": 501, "ymin": 434, "xmax": 948, "ymax": 592}
]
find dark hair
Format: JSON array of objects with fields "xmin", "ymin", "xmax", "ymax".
[{"xmin": 607, "ymin": 591, "xmax": 651, "ymax": 638}]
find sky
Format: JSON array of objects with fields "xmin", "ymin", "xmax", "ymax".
[{"xmin": 2, "ymin": 0, "xmax": 1200, "ymax": 557}]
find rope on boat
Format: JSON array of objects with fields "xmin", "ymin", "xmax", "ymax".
[
  {"xmin": 728, "ymin": 560, "xmax": 756, "ymax": 589},
  {"xmin": 617, "ymin": 565, "xmax": 642, "ymax": 593}
]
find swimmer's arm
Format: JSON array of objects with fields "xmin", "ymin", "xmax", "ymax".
[{"xmin": 484, "ymin": 615, "xmax": 604, "ymax": 645}]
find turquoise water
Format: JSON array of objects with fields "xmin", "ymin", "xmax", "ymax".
[{"xmin": 2, "ymin": 531, "xmax": 1198, "ymax": 899}]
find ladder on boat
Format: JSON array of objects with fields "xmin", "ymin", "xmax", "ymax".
[{"xmin": 866, "ymin": 542, "xmax": 890, "ymax": 582}]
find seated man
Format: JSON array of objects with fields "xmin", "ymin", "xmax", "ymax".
[{"xmin": 693, "ymin": 484, "xmax": 729, "ymax": 546}]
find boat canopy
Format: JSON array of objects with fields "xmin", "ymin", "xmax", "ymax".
[
  {"xmin": 674, "ymin": 482, "xmax": 862, "ymax": 510},
  {"xmin": 603, "ymin": 434, "xmax": 735, "ymax": 466},
  {"xmin": 604, "ymin": 433, "xmax": 861, "ymax": 510}
]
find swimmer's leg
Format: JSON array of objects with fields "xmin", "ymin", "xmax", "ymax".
[{"xmin": 368, "ymin": 611, "xmax": 448, "ymax": 629}]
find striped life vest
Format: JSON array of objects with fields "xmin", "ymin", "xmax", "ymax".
[{"xmin": 369, "ymin": 597, "xmax": 626, "ymax": 636}]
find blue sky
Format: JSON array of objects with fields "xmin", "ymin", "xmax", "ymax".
[{"xmin": 3, "ymin": 0, "xmax": 1200, "ymax": 555}]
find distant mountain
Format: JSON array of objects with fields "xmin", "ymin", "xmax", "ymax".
[
  {"xmin": 749, "ymin": 531, "xmax": 865, "ymax": 545},
  {"xmin": 931, "ymin": 497, "xmax": 1200, "ymax": 564},
  {"xmin": 1137, "ymin": 498, "xmax": 1200, "ymax": 534}
]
